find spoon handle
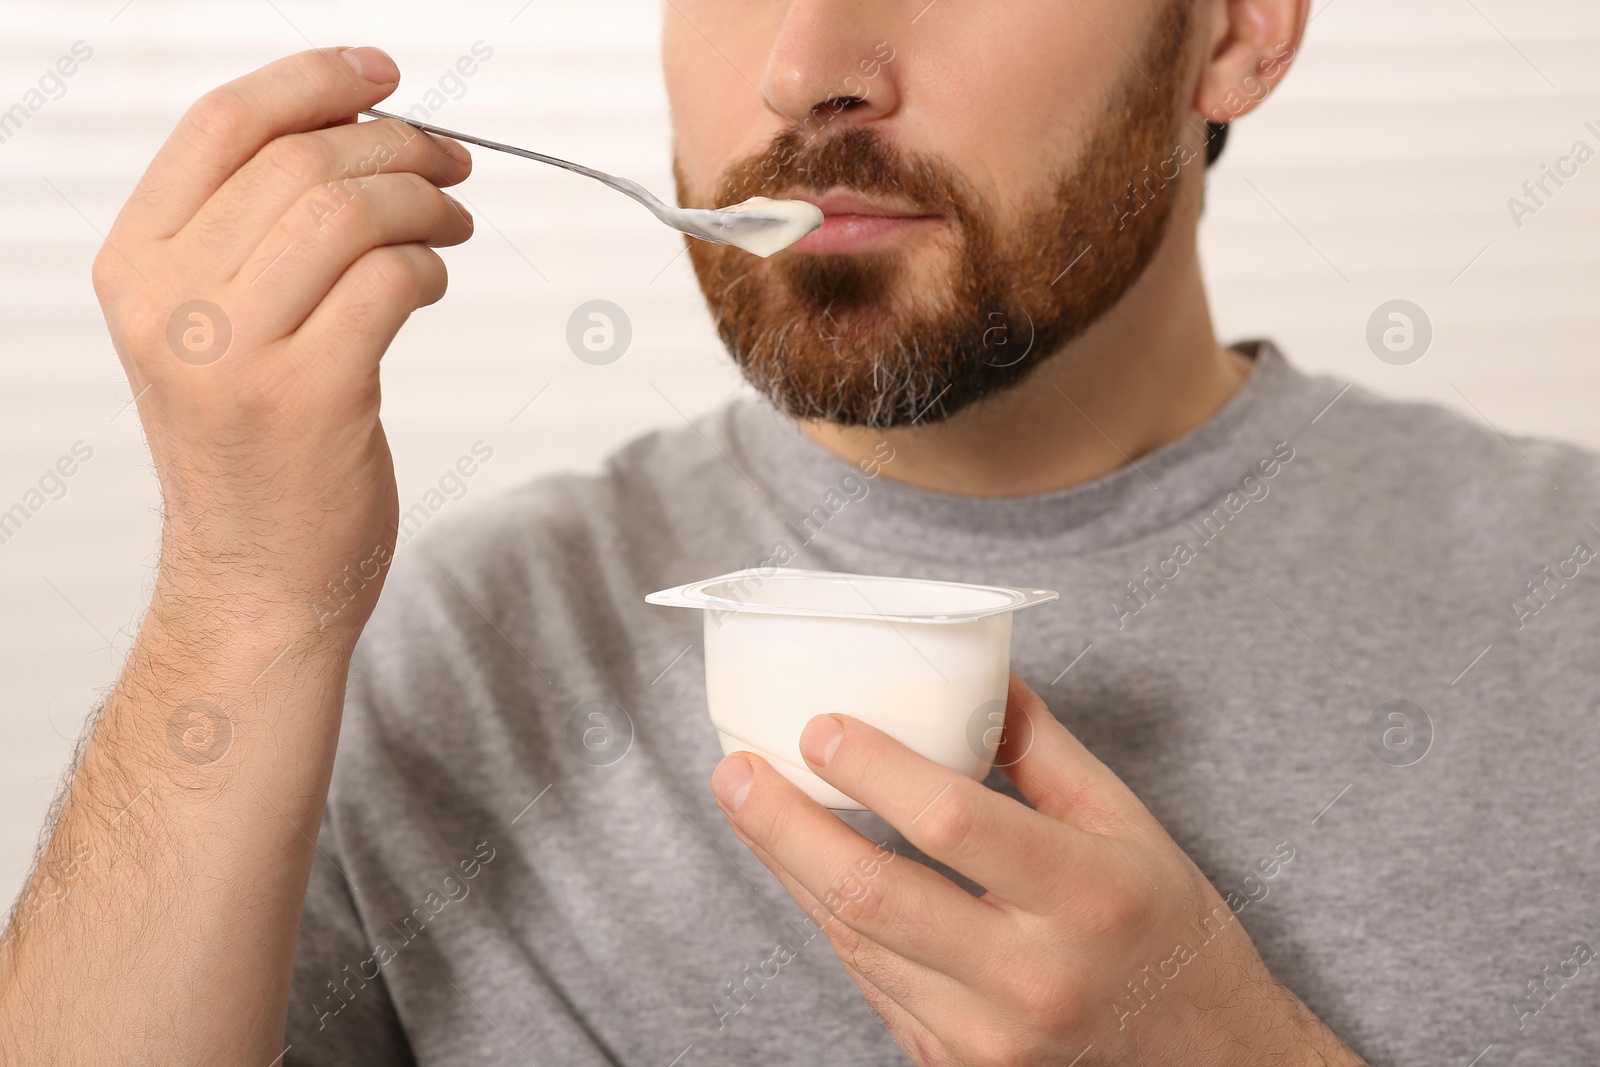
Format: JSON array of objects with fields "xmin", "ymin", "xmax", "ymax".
[{"xmin": 358, "ymin": 108, "xmax": 672, "ymax": 218}]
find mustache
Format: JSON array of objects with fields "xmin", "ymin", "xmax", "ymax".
[{"xmin": 710, "ymin": 126, "xmax": 978, "ymax": 227}]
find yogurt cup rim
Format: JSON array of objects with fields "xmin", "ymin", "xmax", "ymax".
[{"xmin": 645, "ymin": 568, "xmax": 1059, "ymax": 624}]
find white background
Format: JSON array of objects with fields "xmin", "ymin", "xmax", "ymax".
[{"xmin": 1, "ymin": 0, "xmax": 1597, "ymax": 907}]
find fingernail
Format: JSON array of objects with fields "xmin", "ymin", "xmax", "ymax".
[
  {"xmin": 800, "ymin": 715, "xmax": 844, "ymax": 766},
  {"xmin": 446, "ymin": 194, "xmax": 473, "ymax": 225},
  {"xmin": 713, "ymin": 756, "xmax": 753, "ymax": 813},
  {"xmin": 341, "ymin": 46, "xmax": 399, "ymax": 83}
]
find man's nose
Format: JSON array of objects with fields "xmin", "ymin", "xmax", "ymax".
[{"xmin": 760, "ymin": 1, "xmax": 902, "ymax": 130}]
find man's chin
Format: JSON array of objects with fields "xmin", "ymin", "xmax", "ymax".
[
  {"xmin": 769, "ymin": 247, "xmax": 907, "ymax": 317},
  {"xmin": 723, "ymin": 303, "xmax": 1044, "ymax": 430}
]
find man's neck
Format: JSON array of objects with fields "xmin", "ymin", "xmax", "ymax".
[{"xmin": 799, "ymin": 229, "xmax": 1249, "ymax": 498}]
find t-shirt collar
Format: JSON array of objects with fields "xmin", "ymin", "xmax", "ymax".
[{"xmin": 724, "ymin": 341, "xmax": 1331, "ymax": 560}]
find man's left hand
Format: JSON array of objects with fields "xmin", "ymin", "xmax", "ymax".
[{"xmin": 709, "ymin": 674, "xmax": 1366, "ymax": 1067}]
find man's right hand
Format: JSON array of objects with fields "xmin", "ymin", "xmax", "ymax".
[
  {"xmin": 94, "ymin": 45, "xmax": 473, "ymax": 643},
  {"xmin": 1, "ymin": 47, "xmax": 473, "ymax": 1065}
]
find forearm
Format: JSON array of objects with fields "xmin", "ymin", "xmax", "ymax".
[
  {"xmin": 1171, "ymin": 953, "xmax": 1369, "ymax": 1067},
  {"xmin": 2, "ymin": 40, "xmax": 467, "ymax": 1065},
  {"xmin": 1228, "ymin": 976, "xmax": 1370, "ymax": 1067},
  {"xmin": 1150, "ymin": 926, "xmax": 1370, "ymax": 1067},
  {"xmin": 0, "ymin": 591, "xmax": 355, "ymax": 1066}
]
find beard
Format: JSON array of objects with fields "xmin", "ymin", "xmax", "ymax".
[{"xmin": 676, "ymin": 1, "xmax": 1196, "ymax": 429}]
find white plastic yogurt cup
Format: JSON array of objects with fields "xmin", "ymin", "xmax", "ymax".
[{"xmin": 646, "ymin": 568, "xmax": 1059, "ymax": 810}]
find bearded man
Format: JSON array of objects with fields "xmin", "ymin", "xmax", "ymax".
[{"xmin": 6, "ymin": 2, "xmax": 1599, "ymax": 1065}]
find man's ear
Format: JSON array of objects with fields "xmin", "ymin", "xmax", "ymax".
[{"xmin": 1195, "ymin": 0, "xmax": 1309, "ymax": 124}]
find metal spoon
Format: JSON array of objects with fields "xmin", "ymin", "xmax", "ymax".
[{"xmin": 358, "ymin": 108, "xmax": 822, "ymax": 258}]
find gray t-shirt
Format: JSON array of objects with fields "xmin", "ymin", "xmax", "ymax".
[{"xmin": 287, "ymin": 342, "xmax": 1600, "ymax": 1066}]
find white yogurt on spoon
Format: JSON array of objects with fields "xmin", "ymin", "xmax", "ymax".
[
  {"xmin": 353, "ymin": 109, "xmax": 823, "ymax": 259},
  {"xmin": 699, "ymin": 196, "xmax": 825, "ymax": 258}
]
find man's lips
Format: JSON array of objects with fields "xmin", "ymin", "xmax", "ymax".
[{"xmin": 780, "ymin": 192, "xmax": 944, "ymax": 255}]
